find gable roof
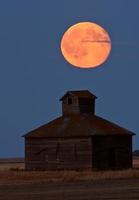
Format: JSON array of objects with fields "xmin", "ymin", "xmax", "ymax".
[
  {"xmin": 60, "ymin": 90, "xmax": 97, "ymax": 101},
  {"xmin": 23, "ymin": 114, "xmax": 135, "ymax": 138}
]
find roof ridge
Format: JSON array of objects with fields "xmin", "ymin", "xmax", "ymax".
[
  {"xmin": 23, "ymin": 114, "xmax": 135, "ymax": 138},
  {"xmin": 94, "ymin": 115, "xmax": 135, "ymax": 135},
  {"xmin": 60, "ymin": 90, "xmax": 97, "ymax": 101}
]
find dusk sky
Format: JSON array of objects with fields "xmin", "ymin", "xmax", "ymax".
[{"xmin": 0, "ymin": 0, "xmax": 138, "ymax": 157}]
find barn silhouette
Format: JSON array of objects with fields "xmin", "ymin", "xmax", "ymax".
[{"xmin": 23, "ymin": 90, "xmax": 135, "ymax": 170}]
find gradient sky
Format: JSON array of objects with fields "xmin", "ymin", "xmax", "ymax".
[{"xmin": 0, "ymin": 0, "xmax": 138, "ymax": 157}]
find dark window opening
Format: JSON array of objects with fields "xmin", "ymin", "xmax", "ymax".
[
  {"xmin": 68, "ymin": 98, "xmax": 72, "ymax": 104},
  {"xmin": 78, "ymin": 98, "xmax": 94, "ymax": 114}
]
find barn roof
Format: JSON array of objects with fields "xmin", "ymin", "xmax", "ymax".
[
  {"xmin": 23, "ymin": 115, "xmax": 135, "ymax": 138},
  {"xmin": 60, "ymin": 90, "xmax": 97, "ymax": 101}
]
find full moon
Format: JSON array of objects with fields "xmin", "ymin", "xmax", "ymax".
[{"xmin": 61, "ymin": 22, "xmax": 111, "ymax": 68}]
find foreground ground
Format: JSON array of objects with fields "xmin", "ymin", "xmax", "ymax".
[
  {"xmin": 0, "ymin": 179, "xmax": 139, "ymax": 200},
  {"xmin": 0, "ymin": 157, "xmax": 139, "ymax": 200}
]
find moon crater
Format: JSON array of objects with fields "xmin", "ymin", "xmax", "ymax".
[{"xmin": 61, "ymin": 22, "xmax": 111, "ymax": 68}]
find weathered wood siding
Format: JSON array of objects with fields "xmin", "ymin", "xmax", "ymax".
[
  {"xmin": 92, "ymin": 135, "xmax": 132, "ymax": 170},
  {"xmin": 62, "ymin": 95, "xmax": 95, "ymax": 116},
  {"xmin": 25, "ymin": 137, "xmax": 92, "ymax": 170},
  {"xmin": 62, "ymin": 95, "xmax": 79, "ymax": 116}
]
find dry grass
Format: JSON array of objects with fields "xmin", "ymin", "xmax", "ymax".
[
  {"xmin": 0, "ymin": 169, "xmax": 139, "ymax": 185},
  {"xmin": 0, "ymin": 158, "xmax": 24, "ymax": 171},
  {"xmin": 0, "ymin": 157, "xmax": 139, "ymax": 185},
  {"xmin": 133, "ymin": 156, "xmax": 139, "ymax": 169},
  {"xmin": 0, "ymin": 163, "xmax": 24, "ymax": 171}
]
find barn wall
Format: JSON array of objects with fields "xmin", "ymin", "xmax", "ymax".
[
  {"xmin": 78, "ymin": 98, "xmax": 95, "ymax": 115},
  {"xmin": 92, "ymin": 135, "xmax": 132, "ymax": 170},
  {"xmin": 25, "ymin": 137, "xmax": 92, "ymax": 170},
  {"xmin": 62, "ymin": 95, "xmax": 95, "ymax": 116},
  {"xmin": 62, "ymin": 95, "xmax": 79, "ymax": 116}
]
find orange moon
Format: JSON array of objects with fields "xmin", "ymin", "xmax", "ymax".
[{"xmin": 61, "ymin": 22, "xmax": 111, "ymax": 68}]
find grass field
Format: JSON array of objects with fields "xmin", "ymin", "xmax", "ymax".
[
  {"xmin": 0, "ymin": 157, "xmax": 139, "ymax": 200},
  {"xmin": 133, "ymin": 156, "xmax": 139, "ymax": 169},
  {"xmin": 0, "ymin": 158, "xmax": 24, "ymax": 171}
]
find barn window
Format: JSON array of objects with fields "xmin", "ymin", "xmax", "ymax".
[
  {"xmin": 63, "ymin": 99, "xmax": 66, "ymax": 104},
  {"xmin": 68, "ymin": 97, "xmax": 72, "ymax": 104}
]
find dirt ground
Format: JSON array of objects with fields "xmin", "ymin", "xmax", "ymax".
[
  {"xmin": 0, "ymin": 157, "xmax": 139, "ymax": 200},
  {"xmin": 0, "ymin": 179, "xmax": 139, "ymax": 200}
]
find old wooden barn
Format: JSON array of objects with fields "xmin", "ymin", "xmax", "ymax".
[{"xmin": 23, "ymin": 90, "xmax": 135, "ymax": 170}]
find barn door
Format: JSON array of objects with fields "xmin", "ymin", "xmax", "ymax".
[{"xmin": 108, "ymin": 148, "xmax": 116, "ymax": 169}]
